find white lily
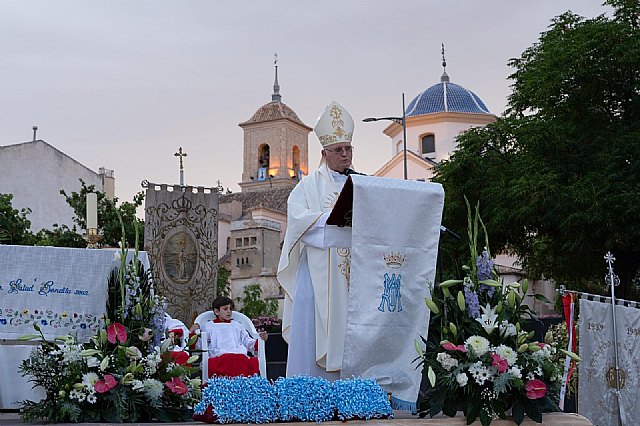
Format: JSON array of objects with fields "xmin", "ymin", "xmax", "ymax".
[{"xmin": 475, "ymin": 303, "xmax": 498, "ymax": 334}]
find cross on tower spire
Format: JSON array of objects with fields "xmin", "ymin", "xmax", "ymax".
[
  {"xmin": 174, "ymin": 147, "xmax": 188, "ymax": 186},
  {"xmin": 272, "ymin": 52, "xmax": 281, "ymax": 102}
]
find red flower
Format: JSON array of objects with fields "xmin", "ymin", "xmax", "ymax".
[
  {"xmin": 441, "ymin": 341, "xmax": 467, "ymax": 353},
  {"xmin": 94, "ymin": 374, "xmax": 117, "ymax": 393},
  {"xmin": 165, "ymin": 377, "xmax": 188, "ymax": 395},
  {"xmin": 106, "ymin": 322, "xmax": 127, "ymax": 344},
  {"xmin": 525, "ymin": 379, "xmax": 547, "ymax": 399},
  {"xmin": 490, "ymin": 353, "xmax": 508, "ymax": 373}
]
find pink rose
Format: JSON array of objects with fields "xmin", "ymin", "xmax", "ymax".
[
  {"xmin": 525, "ymin": 379, "xmax": 547, "ymax": 399},
  {"xmin": 490, "ymin": 353, "xmax": 508, "ymax": 373}
]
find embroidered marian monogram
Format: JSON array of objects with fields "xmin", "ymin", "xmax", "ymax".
[{"xmin": 379, "ymin": 273, "xmax": 402, "ymax": 312}]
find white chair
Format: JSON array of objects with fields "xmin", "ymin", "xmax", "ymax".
[{"xmin": 193, "ymin": 310, "xmax": 267, "ymax": 383}]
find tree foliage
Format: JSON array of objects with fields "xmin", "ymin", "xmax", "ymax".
[
  {"xmin": 235, "ymin": 283, "xmax": 278, "ymax": 320},
  {"xmin": 60, "ymin": 179, "xmax": 145, "ymax": 249},
  {"xmin": 216, "ymin": 265, "xmax": 231, "ymax": 297},
  {"xmin": 435, "ymin": 2, "xmax": 640, "ymax": 298},
  {"xmin": 33, "ymin": 224, "xmax": 86, "ymax": 248},
  {"xmin": 0, "ymin": 193, "xmax": 35, "ymax": 245}
]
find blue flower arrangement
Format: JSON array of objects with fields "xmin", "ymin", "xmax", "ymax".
[
  {"xmin": 275, "ymin": 376, "xmax": 334, "ymax": 422},
  {"xmin": 332, "ymin": 378, "xmax": 393, "ymax": 421},
  {"xmin": 195, "ymin": 376, "xmax": 278, "ymax": 424},
  {"xmin": 194, "ymin": 376, "xmax": 392, "ymax": 423}
]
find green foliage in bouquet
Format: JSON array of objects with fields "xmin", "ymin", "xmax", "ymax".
[
  {"xmin": 18, "ymin": 216, "xmax": 201, "ymax": 423},
  {"xmin": 416, "ymin": 199, "xmax": 578, "ymax": 426},
  {"xmin": 545, "ymin": 322, "xmax": 579, "ymax": 398}
]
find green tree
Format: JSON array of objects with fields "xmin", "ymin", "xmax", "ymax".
[
  {"xmin": 33, "ymin": 224, "xmax": 86, "ymax": 248},
  {"xmin": 235, "ymin": 283, "xmax": 278, "ymax": 319},
  {"xmin": 60, "ymin": 179, "xmax": 145, "ymax": 249},
  {"xmin": 216, "ymin": 265, "xmax": 231, "ymax": 297},
  {"xmin": 435, "ymin": 1, "xmax": 640, "ymax": 298},
  {"xmin": 0, "ymin": 193, "xmax": 35, "ymax": 245}
]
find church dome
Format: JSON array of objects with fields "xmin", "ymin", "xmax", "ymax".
[
  {"xmin": 405, "ymin": 73, "xmax": 490, "ymax": 117},
  {"xmin": 239, "ymin": 101, "xmax": 309, "ymax": 128}
]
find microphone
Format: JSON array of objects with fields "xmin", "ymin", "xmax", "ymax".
[
  {"xmin": 440, "ymin": 225, "xmax": 461, "ymax": 240},
  {"xmin": 342, "ymin": 168, "xmax": 367, "ymax": 176}
]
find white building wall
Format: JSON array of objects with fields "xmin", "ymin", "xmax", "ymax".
[
  {"xmin": 391, "ymin": 120, "xmax": 487, "ymax": 162},
  {"xmin": 0, "ymin": 140, "xmax": 105, "ymax": 232}
]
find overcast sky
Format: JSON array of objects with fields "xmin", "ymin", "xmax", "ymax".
[{"xmin": 1, "ymin": 0, "xmax": 611, "ymax": 206}]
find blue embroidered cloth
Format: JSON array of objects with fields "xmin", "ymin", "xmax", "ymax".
[
  {"xmin": 0, "ymin": 245, "xmax": 149, "ymax": 340},
  {"xmin": 341, "ymin": 175, "xmax": 444, "ymax": 412}
]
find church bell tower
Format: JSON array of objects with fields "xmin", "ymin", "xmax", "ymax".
[{"xmin": 238, "ymin": 58, "xmax": 311, "ymax": 192}]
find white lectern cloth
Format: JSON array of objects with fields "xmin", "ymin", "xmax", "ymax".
[{"xmin": 341, "ymin": 175, "xmax": 444, "ymax": 412}]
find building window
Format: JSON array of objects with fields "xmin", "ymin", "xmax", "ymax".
[
  {"xmin": 250, "ymin": 236, "xmax": 257, "ymax": 246},
  {"xmin": 236, "ymin": 238, "xmax": 242, "ymax": 247},
  {"xmin": 293, "ymin": 145, "xmax": 300, "ymax": 169},
  {"xmin": 243, "ymin": 237, "xmax": 250, "ymax": 246},
  {"xmin": 258, "ymin": 144, "xmax": 270, "ymax": 169},
  {"xmin": 421, "ymin": 134, "xmax": 435, "ymax": 158}
]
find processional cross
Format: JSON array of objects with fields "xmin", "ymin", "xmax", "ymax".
[{"xmin": 174, "ymin": 147, "xmax": 188, "ymax": 186}]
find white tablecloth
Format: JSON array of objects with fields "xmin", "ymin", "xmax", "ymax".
[{"xmin": 0, "ymin": 245, "xmax": 149, "ymax": 409}]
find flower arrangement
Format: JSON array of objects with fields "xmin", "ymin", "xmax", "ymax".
[
  {"xmin": 193, "ymin": 376, "xmax": 392, "ymax": 424},
  {"xmin": 545, "ymin": 322, "xmax": 579, "ymax": 398},
  {"xmin": 251, "ymin": 315, "xmax": 282, "ymax": 333},
  {"xmin": 416, "ymin": 200, "xmax": 578, "ymax": 426},
  {"xmin": 18, "ymin": 220, "xmax": 201, "ymax": 423}
]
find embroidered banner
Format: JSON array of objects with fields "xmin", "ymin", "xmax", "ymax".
[
  {"xmin": 0, "ymin": 245, "xmax": 149, "ymax": 341},
  {"xmin": 341, "ymin": 175, "xmax": 444, "ymax": 411},
  {"xmin": 578, "ymin": 299, "xmax": 640, "ymax": 426},
  {"xmin": 144, "ymin": 182, "xmax": 218, "ymax": 325}
]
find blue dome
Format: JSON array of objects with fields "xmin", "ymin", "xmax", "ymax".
[{"xmin": 405, "ymin": 76, "xmax": 490, "ymax": 117}]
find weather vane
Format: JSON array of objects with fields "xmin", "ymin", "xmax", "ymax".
[
  {"xmin": 441, "ymin": 43, "xmax": 447, "ymax": 71},
  {"xmin": 174, "ymin": 147, "xmax": 188, "ymax": 186},
  {"xmin": 274, "ymin": 52, "xmax": 278, "ymax": 65}
]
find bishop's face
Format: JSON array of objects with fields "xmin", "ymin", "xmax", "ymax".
[{"xmin": 322, "ymin": 142, "xmax": 353, "ymax": 173}]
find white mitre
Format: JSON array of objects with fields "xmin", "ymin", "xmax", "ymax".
[{"xmin": 313, "ymin": 101, "xmax": 354, "ymax": 148}]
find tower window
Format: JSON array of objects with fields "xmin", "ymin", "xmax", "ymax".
[
  {"xmin": 421, "ymin": 134, "xmax": 435, "ymax": 158},
  {"xmin": 236, "ymin": 238, "xmax": 242, "ymax": 247},
  {"xmin": 292, "ymin": 145, "xmax": 300, "ymax": 171},
  {"xmin": 258, "ymin": 144, "xmax": 270, "ymax": 168}
]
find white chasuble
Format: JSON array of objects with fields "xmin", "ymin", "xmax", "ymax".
[{"xmin": 278, "ymin": 164, "xmax": 350, "ymax": 373}]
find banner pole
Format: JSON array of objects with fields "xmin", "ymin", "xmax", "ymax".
[{"xmin": 604, "ymin": 252, "xmax": 622, "ymax": 425}]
